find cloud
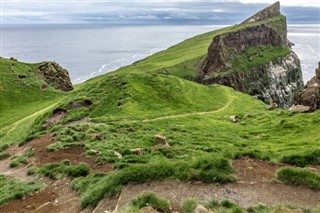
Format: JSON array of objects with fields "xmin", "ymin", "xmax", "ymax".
[
  {"xmin": 2, "ymin": 1, "xmax": 320, "ymax": 24},
  {"xmin": 239, "ymin": 0, "xmax": 320, "ymax": 7}
]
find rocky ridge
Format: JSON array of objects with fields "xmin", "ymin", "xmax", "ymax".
[
  {"xmin": 38, "ymin": 61, "xmax": 73, "ymax": 92},
  {"xmin": 294, "ymin": 63, "xmax": 320, "ymax": 112},
  {"xmin": 197, "ymin": 2, "xmax": 303, "ymax": 108}
]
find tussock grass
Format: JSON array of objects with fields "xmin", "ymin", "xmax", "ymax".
[
  {"xmin": 128, "ymin": 192, "xmax": 170, "ymax": 212},
  {"xmin": 277, "ymin": 167, "xmax": 320, "ymax": 190},
  {"xmin": 182, "ymin": 199, "xmax": 243, "ymax": 213},
  {"xmin": 38, "ymin": 162, "xmax": 91, "ymax": 180},
  {"xmin": 0, "ymin": 174, "xmax": 42, "ymax": 206},
  {"xmin": 73, "ymin": 157, "xmax": 234, "ymax": 208}
]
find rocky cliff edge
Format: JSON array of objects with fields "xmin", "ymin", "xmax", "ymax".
[{"xmin": 197, "ymin": 2, "xmax": 303, "ymax": 108}]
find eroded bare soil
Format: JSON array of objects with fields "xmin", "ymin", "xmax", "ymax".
[{"xmin": 1, "ymin": 137, "xmax": 319, "ymax": 213}]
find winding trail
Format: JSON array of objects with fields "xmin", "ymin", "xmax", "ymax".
[
  {"xmin": 1, "ymin": 103, "xmax": 58, "ymax": 135},
  {"xmin": 126, "ymin": 92, "xmax": 235, "ymax": 123}
]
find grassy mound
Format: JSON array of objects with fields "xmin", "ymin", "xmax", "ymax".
[
  {"xmin": 0, "ymin": 58, "xmax": 64, "ymax": 145},
  {"xmin": 0, "ymin": 175, "xmax": 42, "ymax": 206},
  {"xmin": 277, "ymin": 167, "xmax": 320, "ymax": 190}
]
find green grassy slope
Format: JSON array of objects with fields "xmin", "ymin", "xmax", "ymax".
[
  {"xmin": 0, "ymin": 12, "xmax": 319, "ymax": 208},
  {"xmin": 0, "ymin": 58, "xmax": 64, "ymax": 146}
]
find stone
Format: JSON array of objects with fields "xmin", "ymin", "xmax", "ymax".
[
  {"xmin": 194, "ymin": 204, "xmax": 209, "ymax": 213},
  {"xmin": 40, "ymin": 83, "xmax": 48, "ymax": 90},
  {"xmin": 230, "ymin": 115, "xmax": 240, "ymax": 123},
  {"xmin": 130, "ymin": 148, "xmax": 144, "ymax": 155},
  {"xmin": 294, "ymin": 63, "xmax": 320, "ymax": 111},
  {"xmin": 9, "ymin": 57, "xmax": 17, "ymax": 61},
  {"xmin": 290, "ymin": 105, "xmax": 311, "ymax": 113},
  {"xmin": 114, "ymin": 151, "xmax": 122, "ymax": 158},
  {"xmin": 267, "ymin": 103, "xmax": 278, "ymax": 110},
  {"xmin": 140, "ymin": 206, "xmax": 159, "ymax": 213},
  {"xmin": 242, "ymin": 114, "xmax": 251, "ymax": 119},
  {"xmin": 92, "ymin": 134, "xmax": 103, "ymax": 141},
  {"xmin": 154, "ymin": 134, "xmax": 168, "ymax": 145},
  {"xmin": 38, "ymin": 61, "xmax": 73, "ymax": 92}
]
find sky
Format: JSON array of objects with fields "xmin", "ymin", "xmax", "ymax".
[{"xmin": 1, "ymin": 0, "xmax": 320, "ymax": 24}]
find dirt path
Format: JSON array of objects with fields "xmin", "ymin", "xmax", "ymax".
[
  {"xmin": 124, "ymin": 92, "xmax": 234, "ymax": 124},
  {"xmin": 3, "ymin": 103, "xmax": 58, "ymax": 135},
  {"xmin": 96, "ymin": 158, "xmax": 320, "ymax": 212}
]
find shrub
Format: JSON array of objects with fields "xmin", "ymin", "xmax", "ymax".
[
  {"xmin": 75, "ymin": 157, "xmax": 235, "ymax": 208},
  {"xmin": 129, "ymin": 192, "xmax": 170, "ymax": 212},
  {"xmin": 38, "ymin": 163, "xmax": 91, "ymax": 180},
  {"xmin": 27, "ymin": 165, "xmax": 37, "ymax": 175},
  {"xmin": 67, "ymin": 163, "xmax": 91, "ymax": 177},
  {"xmin": 247, "ymin": 204, "xmax": 270, "ymax": 213},
  {"xmin": 280, "ymin": 150, "xmax": 320, "ymax": 167},
  {"xmin": 277, "ymin": 167, "xmax": 320, "ymax": 190},
  {"xmin": 9, "ymin": 156, "xmax": 28, "ymax": 168},
  {"xmin": 182, "ymin": 199, "xmax": 198, "ymax": 213},
  {"xmin": 0, "ymin": 152, "xmax": 10, "ymax": 160}
]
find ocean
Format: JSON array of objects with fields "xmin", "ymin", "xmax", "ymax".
[{"xmin": 1, "ymin": 24, "xmax": 320, "ymax": 84}]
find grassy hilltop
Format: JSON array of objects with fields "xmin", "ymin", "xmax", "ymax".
[{"xmin": 0, "ymin": 7, "xmax": 319, "ymax": 212}]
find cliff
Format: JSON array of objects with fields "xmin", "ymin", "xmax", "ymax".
[
  {"xmin": 294, "ymin": 63, "xmax": 320, "ymax": 111},
  {"xmin": 197, "ymin": 2, "xmax": 303, "ymax": 108},
  {"xmin": 38, "ymin": 61, "xmax": 73, "ymax": 92}
]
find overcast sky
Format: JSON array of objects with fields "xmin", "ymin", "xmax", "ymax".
[{"xmin": 2, "ymin": 0, "xmax": 320, "ymax": 24}]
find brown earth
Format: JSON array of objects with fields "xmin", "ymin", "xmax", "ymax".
[
  {"xmin": 1, "ymin": 137, "xmax": 320, "ymax": 212},
  {"xmin": 0, "ymin": 134, "xmax": 113, "ymax": 213},
  {"xmin": 0, "ymin": 178, "xmax": 94, "ymax": 213},
  {"xmin": 100, "ymin": 158, "xmax": 320, "ymax": 212}
]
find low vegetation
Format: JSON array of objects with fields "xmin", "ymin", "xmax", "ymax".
[
  {"xmin": 0, "ymin": 174, "xmax": 42, "ymax": 206},
  {"xmin": 38, "ymin": 162, "xmax": 91, "ymax": 180},
  {"xmin": 277, "ymin": 167, "xmax": 320, "ymax": 190},
  {"xmin": 9, "ymin": 149, "xmax": 34, "ymax": 168}
]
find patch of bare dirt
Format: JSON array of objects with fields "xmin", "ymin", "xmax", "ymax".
[
  {"xmin": 42, "ymin": 108, "xmax": 67, "ymax": 130},
  {"xmin": 232, "ymin": 157, "xmax": 285, "ymax": 183},
  {"xmin": 0, "ymin": 134, "xmax": 113, "ymax": 213},
  {"xmin": 0, "ymin": 178, "xmax": 94, "ymax": 213},
  {"xmin": 28, "ymin": 135, "xmax": 113, "ymax": 173}
]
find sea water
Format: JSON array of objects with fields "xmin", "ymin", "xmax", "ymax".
[{"xmin": 2, "ymin": 24, "xmax": 320, "ymax": 84}]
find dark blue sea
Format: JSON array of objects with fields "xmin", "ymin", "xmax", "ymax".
[{"xmin": 2, "ymin": 24, "xmax": 320, "ymax": 84}]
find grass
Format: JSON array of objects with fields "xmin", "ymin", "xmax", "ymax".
[
  {"xmin": 277, "ymin": 167, "xmax": 320, "ymax": 190},
  {"xmin": 0, "ymin": 174, "xmax": 42, "ymax": 206},
  {"xmin": 0, "ymin": 151, "xmax": 10, "ymax": 160},
  {"xmin": 0, "ymin": 10, "xmax": 319, "ymax": 210},
  {"xmin": 9, "ymin": 149, "xmax": 33, "ymax": 168},
  {"xmin": 128, "ymin": 192, "xmax": 170, "ymax": 212},
  {"xmin": 38, "ymin": 162, "xmax": 91, "ymax": 180},
  {"xmin": 182, "ymin": 199, "xmax": 243, "ymax": 213},
  {"xmin": 0, "ymin": 58, "xmax": 64, "ymax": 146},
  {"xmin": 72, "ymin": 157, "xmax": 235, "ymax": 208},
  {"xmin": 213, "ymin": 45, "xmax": 291, "ymax": 78}
]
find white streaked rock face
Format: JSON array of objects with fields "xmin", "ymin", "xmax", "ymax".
[{"xmin": 261, "ymin": 51, "xmax": 304, "ymax": 108}]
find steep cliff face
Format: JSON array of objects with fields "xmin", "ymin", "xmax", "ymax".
[
  {"xmin": 38, "ymin": 62, "xmax": 73, "ymax": 92},
  {"xmin": 294, "ymin": 63, "xmax": 320, "ymax": 111},
  {"xmin": 197, "ymin": 2, "xmax": 303, "ymax": 107}
]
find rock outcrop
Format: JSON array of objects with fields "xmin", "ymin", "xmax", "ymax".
[
  {"xmin": 294, "ymin": 63, "xmax": 320, "ymax": 111},
  {"xmin": 38, "ymin": 62, "xmax": 73, "ymax": 92},
  {"xmin": 197, "ymin": 2, "xmax": 303, "ymax": 108}
]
